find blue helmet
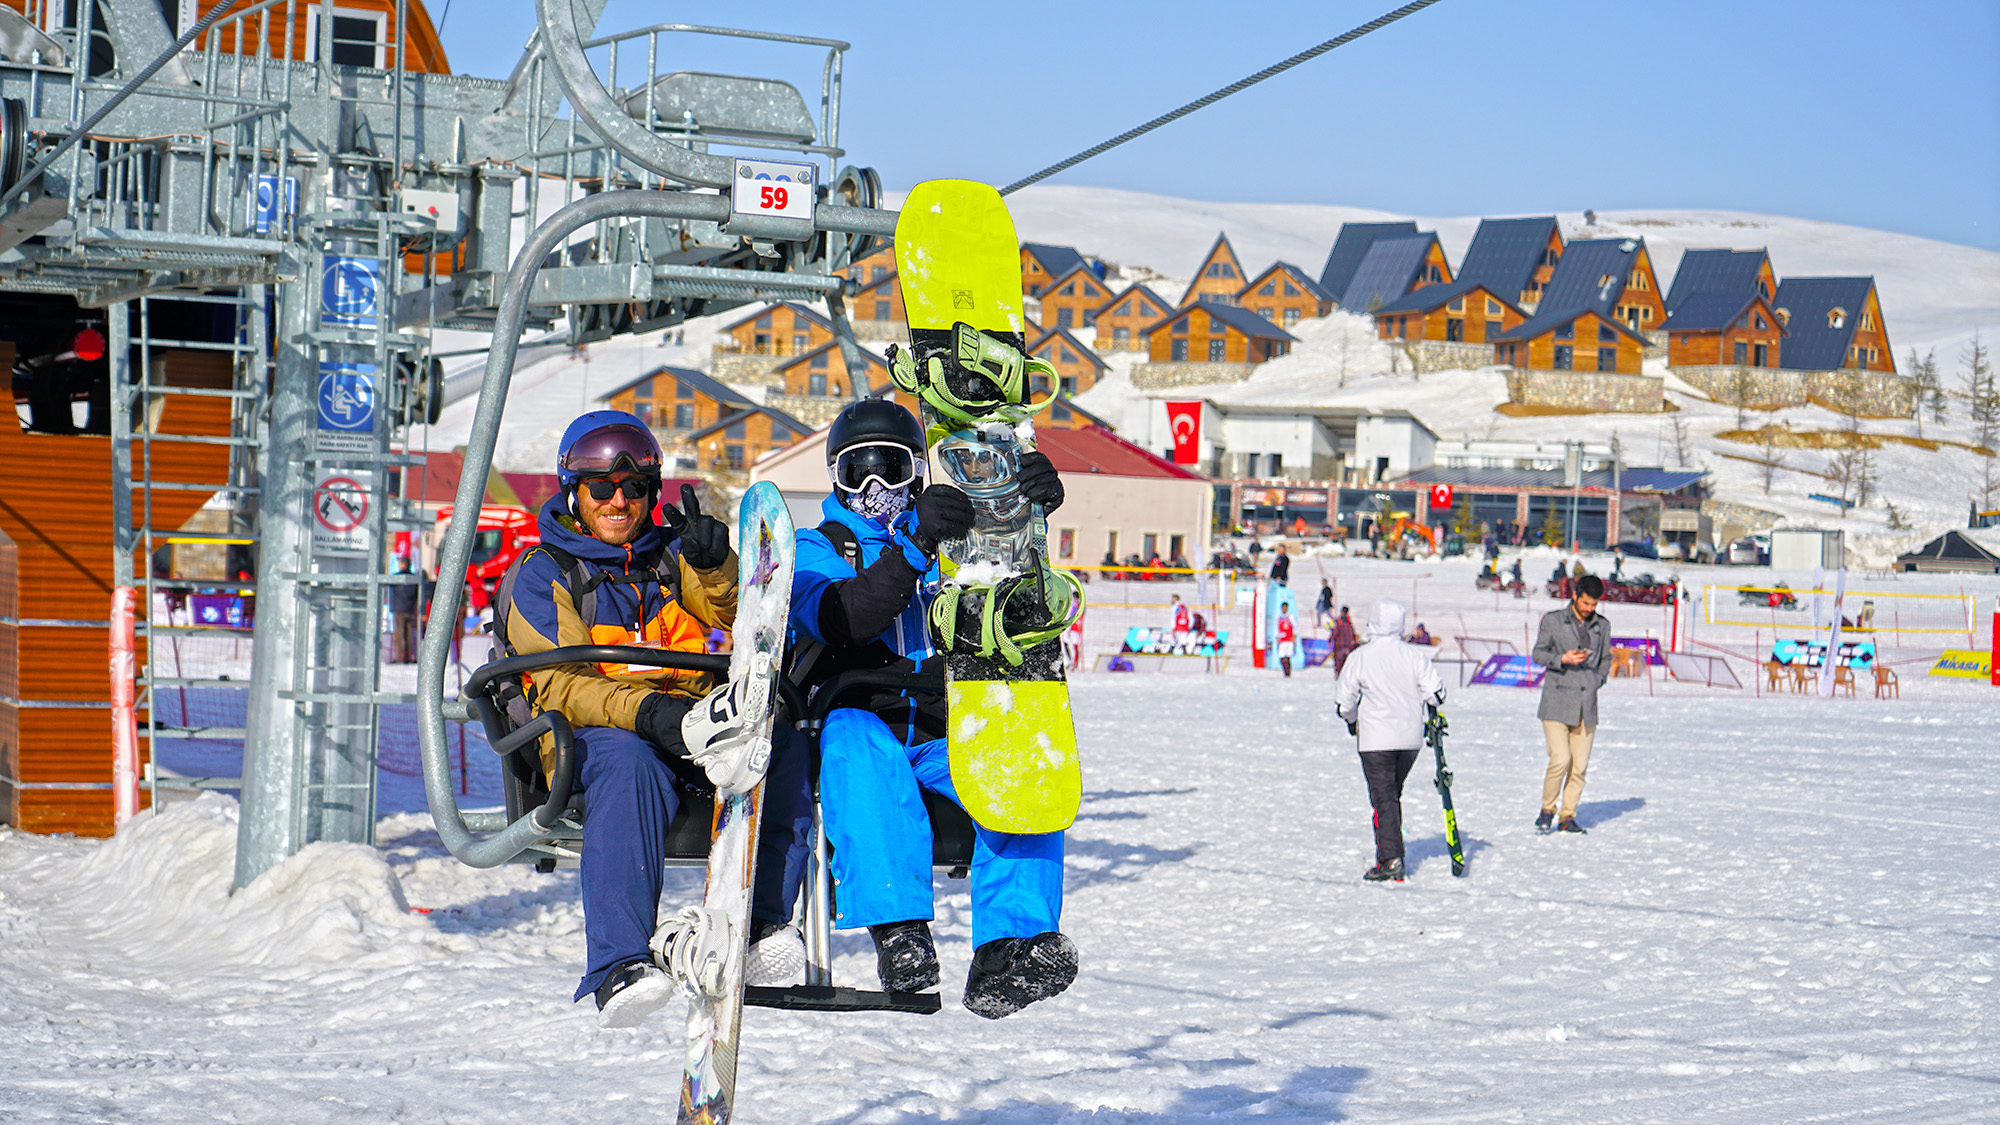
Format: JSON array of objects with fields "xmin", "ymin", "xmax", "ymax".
[{"xmin": 556, "ymin": 410, "xmax": 663, "ymax": 511}]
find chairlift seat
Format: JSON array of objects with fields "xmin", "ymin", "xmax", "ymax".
[{"xmin": 621, "ymin": 72, "xmax": 817, "ymax": 144}]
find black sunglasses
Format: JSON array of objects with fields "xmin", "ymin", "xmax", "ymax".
[{"xmin": 581, "ymin": 476, "xmax": 652, "ymax": 501}]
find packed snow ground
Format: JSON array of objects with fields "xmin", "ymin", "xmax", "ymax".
[{"xmin": 7, "ymin": 558, "xmax": 1997, "ymax": 1123}]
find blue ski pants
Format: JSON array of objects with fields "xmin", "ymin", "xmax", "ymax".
[
  {"xmin": 819, "ymin": 707, "xmax": 1063, "ymax": 948},
  {"xmin": 571, "ymin": 724, "xmax": 813, "ymax": 1001}
]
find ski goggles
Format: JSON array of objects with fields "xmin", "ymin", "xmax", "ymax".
[
  {"xmin": 559, "ymin": 422, "xmax": 663, "ymax": 477},
  {"xmin": 580, "ymin": 476, "xmax": 652, "ymax": 501},
  {"xmin": 832, "ymin": 441, "xmax": 924, "ymax": 493}
]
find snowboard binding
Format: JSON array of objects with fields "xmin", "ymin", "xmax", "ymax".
[
  {"xmin": 928, "ymin": 560, "xmax": 1083, "ymax": 669},
  {"xmin": 888, "ymin": 322, "xmax": 1060, "ymax": 428}
]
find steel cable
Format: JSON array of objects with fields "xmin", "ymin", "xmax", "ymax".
[{"xmin": 999, "ymin": 0, "xmax": 1445, "ymax": 196}]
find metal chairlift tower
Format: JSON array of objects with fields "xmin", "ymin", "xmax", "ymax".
[{"xmin": 0, "ymin": 0, "xmax": 892, "ymax": 882}]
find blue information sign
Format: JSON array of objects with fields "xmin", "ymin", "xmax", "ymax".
[
  {"xmin": 317, "ymin": 362, "xmax": 377, "ymax": 432},
  {"xmin": 1470, "ymin": 654, "xmax": 1545, "ymax": 688},
  {"xmin": 321, "ymin": 255, "xmax": 381, "ymax": 327}
]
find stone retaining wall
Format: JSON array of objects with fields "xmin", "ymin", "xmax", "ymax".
[
  {"xmin": 1396, "ymin": 340, "xmax": 1492, "ymax": 375},
  {"xmin": 709, "ymin": 352, "xmax": 786, "ymax": 388},
  {"xmin": 1504, "ymin": 368, "xmax": 1667, "ymax": 413},
  {"xmin": 1670, "ymin": 364, "xmax": 1915, "ymax": 418},
  {"xmin": 764, "ymin": 393, "xmax": 847, "ymax": 428},
  {"xmin": 849, "ymin": 320, "xmax": 908, "ymax": 343},
  {"xmin": 1131, "ymin": 361, "xmax": 1259, "ymax": 389}
]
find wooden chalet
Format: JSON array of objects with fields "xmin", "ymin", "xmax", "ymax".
[
  {"xmin": 1772, "ymin": 278, "xmax": 1895, "ymax": 373},
  {"xmin": 1337, "ymin": 233, "xmax": 1450, "ymax": 313},
  {"xmin": 598, "ymin": 365, "xmax": 752, "ymax": 437},
  {"xmin": 1042, "ymin": 396, "xmax": 1112, "ymax": 432},
  {"xmin": 1147, "ymin": 302, "xmax": 1296, "ymax": 364},
  {"xmin": 1091, "ymin": 283, "xmax": 1171, "ymax": 352},
  {"xmin": 1538, "ymin": 238, "xmax": 1665, "ymax": 333},
  {"xmin": 774, "ymin": 341, "xmax": 887, "ymax": 400},
  {"xmin": 1662, "ymin": 292, "xmax": 1787, "ymax": 368},
  {"xmin": 1178, "ymin": 233, "xmax": 1247, "ymax": 307},
  {"xmin": 1237, "ymin": 261, "xmax": 1335, "ymax": 327},
  {"xmin": 689, "ymin": 405, "xmax": 814, "ymax": 475},
  {"xmin": 838, "ymin": 245, "xmax": 896, "ymax": 285},
  {"xmin": 1318, "ymin": 222, "xmax": 1419, "ymax": 307},
  {"xmin": 1455, "ymin": 217, "xmax": 1563, "ymax": 311},
  {"xmin": 1037, "ymin": 265, "xmax": 1114, "ymax": 334},
  {"xmin": 1492, "ymin": 307, "xmax": 1651, "ymax": 374},
  {"xmin": 79, "ymin": 0, "xmax": 456, "ymax": 72},
  {"xmin": 717, "ymin": 302, "xmax": 835, "ymax": 357},
  {"xmin": 1021, "ymin": 243, "xmax": 1088, "ymax": 298},
  {"xmin": 852, "ymin": 270, "xmax": 904, "ymax": 324},
  {"xmin": 1373, "ymin": 280, "xmax": 1527, "ymax": 345},
  {"xmin": 1028, "ymin": 327, "xmax": 1110, "ymax": 396}
]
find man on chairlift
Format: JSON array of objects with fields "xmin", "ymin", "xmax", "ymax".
[
  {"xmin": 790, "ymin": 399, "xmax": 1079, "ymax": 1019},
  {"xmin": 499, "ymin": 410, "xmax": 812, "ymax": 1029}
]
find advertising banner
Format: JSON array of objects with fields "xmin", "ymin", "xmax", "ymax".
[
  {"xmin": 1610, "ymin": 636, "xmax": 1663, "ymax": 666},
  {"xmin": 1928, "ymin": 650, "xmax": 1992, "ymax": 678},
  {"xmin": 1470, "ymin": 654, "xmax": 1544, "ymax": 687},
  {"xmin": 1770, "ymin": 638, "xmax": 1877, "ymax": 668}
]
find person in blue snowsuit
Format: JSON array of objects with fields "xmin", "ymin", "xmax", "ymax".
[
  {"xmin": 501, "ymin": 411, "xmax": 812, "ymax": 1029},
  {"xmin": 791, "ymin": 399, "xmax": 1079, "ymax": 1019}
]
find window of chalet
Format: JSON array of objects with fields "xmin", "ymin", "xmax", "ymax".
[
  {"xmin": 1555, "ymin": 321, "xmax": 1574, "ymax": 340},
  {"xmin": 1284, "ymin": 309, "xmax": 1301, "ymax": 327},
  {"xmin": 1113, "ymin": 326, "xmax": 1130, "ymax": 345},
  {"xmin": 755, "ymin": 313, "xmax": 772, "ymax": 329},
  {"xmin": 1171, "ymin": 318, "xmax": 1187, "ymax": 334},
  {"xmin": 874, "ymin": 300, "xmax": 891, "ymax": 319},
  {"xmin": 1061, "ymin": 376, "xmax": 1078, "ymax": 396},
  {"xmin": 1115, "ymin": 300, "xmax": 1131, "ymax": 316},
  {"xmin": 1598, "ymin": 324, "xmax": 1617, "ymax": 343},
  {"xmin": 725, "ymin": 418, "xmax": 747, "ymax": 440},
  {"xmin": 1486, "ymin": 319, "xmax": 1502, "ymax": 339},
  {"xmin": 1754, "ymin": 344, "xmax": 1768, "ymax": 366},
  {"xmin": 809, "ymin": 370, "xmax": 827, "ymax": 396},
  {"xmin": 1486, "ymin": 297, "xmax": 1502, "ymax": 316},
  {"xmin": 1542, "ymin": 248, "xmax": 1559, "ymax": 267},
  {"xmin": 1758, "ymin": 280, "xmax": 1770, "ymax": 298},
  {"xmin": 1597, "ymin": 348, "xmax": 1616, "ymax": 373},
  {"xmin": 1060, "ymin": 346, "xmax": 1076, "ymax": 363},
  {"xmin": 1207, "ymin": 315, "xmax": 1228, "ymax": 335},
  {"xmin": 328, "ymin": 11, "xmax": 387, "ymax": 68},
  {"xmin": 1061, "ymin": 282, "xmax": 1076, "ymax": 296},
  {"xmin": 726, "ymin": 444, "xmax": 744, "ymax": 469},
  {"xmin": 1284, "ymin": 280, "xmax": 1300, "ymax": 297},
  {"xmin": 1446, "ymin": 319, "xmax": 1464, "ymax": 342},
  {"xmin": 1629, "ymin": 270, "xmax": 1648, "ymax": 290},
  {"xmin": 1735, "ymin": 342, "xmax": 1749, "ymax": 365},
  {"xmin": 1057, "ymin": 308, "xmax": 1073, "ymax": 328},
  {"xmin": 1861, "ymin": 309, "xmax": 1875, "ymax": 331},
  {"xmin": 1829, "ymin": 308, "xmax": 1846, "ymax": 329},
  {"xmin": 1139, "ymin": 301, "xmax": 1156, "ymax": 316},
  {"xmin": 1171, "ymin": 339, "xmax": 1188, "ymax": 361},
  {"xmin": 1554, "ymin": 345, "xmax": 1573, "ymax": 370},
  {"xmin": 1208, "ymin": 339, "xmax": 1227, "ymax": 362},
  {"xmin": 872, "ymin": 266, "xmax": 889, "ymax": 282},
  {"xmin": 1259, "ymin": 282, "xmax": 1276, "ymax": 296},
  {"xmin": 1753, "ymin": 312, "xmax": 1767, "ymax": 330},
  {"xmin": 1776, "ymin": 307, "xmax": 1790, "ymax": 326},
  {"xmin": 1598, "ymin": 274, "xmax": 1615, "ymax": 288},
  {"xmin": 674, "ymin": 404, "xmax": 694, "ymax": 428},
  {"xmin": 676, "ymin": 380, "xmax": 694, "ymax": 399},
  {"xmin": 1257, "ymin": 307, "xmax": 1274, "ymax": 321},
  {"xmin": 1448, "ymin": 297, "xmax": 1465, "ymax": 313}
]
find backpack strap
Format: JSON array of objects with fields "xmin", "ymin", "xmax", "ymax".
[{"xmin": 786, "ymin": 518, "xmax": 863, "ymax": 689}]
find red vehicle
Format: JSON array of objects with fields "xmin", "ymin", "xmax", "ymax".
[{"xmin": 437, "ymin": 505, "xmax": 539, "ymax": 609}]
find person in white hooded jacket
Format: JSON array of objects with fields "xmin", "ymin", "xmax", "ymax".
[{"xmin": 1333, "ymin": 599, "xmax": 1444, "ymax": 882}]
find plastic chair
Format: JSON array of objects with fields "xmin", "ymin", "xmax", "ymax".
[
  {"xmin": 1764, "ymin": 660, "xmax": 1786, "ymax": 693},
  {"xmin": 1873, "ymin": 667, "xmax": 1899, "ymax": 699},
  {"xmin": 1832, "ymin": 664, "xmax": 1856, "ymax": 697}
]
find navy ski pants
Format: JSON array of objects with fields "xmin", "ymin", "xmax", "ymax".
[
  {"xmin": 570, "ymin": 723, "xmax": 813, "ymax": 1001},
  {"xmin": 819, "ymin": 707, "xmax": 1063, "ymax": 948}
]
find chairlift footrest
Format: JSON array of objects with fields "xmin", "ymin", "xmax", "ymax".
[{"xmin": 742, "ymin": 985, "xmax": 941, "ymax": 1015}]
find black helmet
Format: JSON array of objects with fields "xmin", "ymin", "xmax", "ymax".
[{"xmin": 826, "ymin": 398, "xmax": 925, "ymax": 460}]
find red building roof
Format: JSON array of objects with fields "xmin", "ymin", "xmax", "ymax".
[{"xmin": 1036, "ymin": 425, "xmax": 1205, "ymax": 481}]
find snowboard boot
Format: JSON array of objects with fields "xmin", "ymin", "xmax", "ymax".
[
  {"xmin": 1558, "ymin": 817, "xmax": 1587, "ymax": 834},
  {"xmin": 650, "ymin": 905, "xmax": 734, "ymax": 998},
  {"xmin": 745, "ymin": 920, "xmax": 805, "ymax": 988},
  {"xmin": 1534, "ymin": 810, "xmax": 1555, "ymax": 834},
  {"xmin": 1362, "ymin": 857, "xmax": 1407, "ymax": 883},
  {"xmin": 680, "ymin": 676, "xmax": 771, "ymax": 795},
  {"xmin": 595, "ymin": 960, "xmax": 673, "ymax": 1029},
  {"xmin": 962, "ymin": 932, "xmax": 1079, "ymax": 1020},
  {"xmin": 868, "ymin": 920, "xmax": 940, "ymax": 993}
]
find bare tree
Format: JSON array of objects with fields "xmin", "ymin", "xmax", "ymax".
[
  {"xmin": 1758, "ymin": 426, "xmax": 1786, "ymax": 495},
  {"xmin": 1669, "ymin": 413, "xmax": 1695, "ymax": 466},
  {"xmin": 1966, "ymin": 332, "xmax": 1997, "ymax": 509},
  {"xmin": 1907, "ymin": 347, "xmax": 1941, "ymax": 436},
  {"xmin": 1731, "ymin": 364, "xmax": 1754, "ymax": 428}
]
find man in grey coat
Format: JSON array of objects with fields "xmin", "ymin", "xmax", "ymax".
[{"xmin": 1531, "ymin": 573, "xmax": 1609, "ymax": 834}]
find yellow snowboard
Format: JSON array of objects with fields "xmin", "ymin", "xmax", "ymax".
[
  {"xmin": 894, "ymin": 180, "xmax": 1025, "ymax": 335},
  {"xmin": 946, "ymin": 680, "xmax": 1080, "ymax": 834}
]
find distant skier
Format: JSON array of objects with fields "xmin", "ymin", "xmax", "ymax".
[
  {"xmin": 1270, "ymin": 544, "xmax": 1291, "ymax": 586},
  {"xmin": 1314, "ymin": 578, "xmax": 1334, "ymax": 627},
  {"xmin": 1334, "ymin": 600, "xmax": 1445, "ymax": 882},
  {"xmin": 1169, "ymin": 594, "xmax": 1192, "ymax": 651},
  {"xmin": 1275, "ymin": 608, "xmax": 1297, "ymax": 677},
  {"xmin": 789, "ymin": 401, "xmax": 1078, "ymax": 1018},
  {"xmin": 1329, "ymin": 605, "xmax": 1358, "ymax": 673},
  {"xmin": 1531, "ymin": 573, "xmax": 1609, "ymax": 835}
]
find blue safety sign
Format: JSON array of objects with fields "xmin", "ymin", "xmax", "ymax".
[
  {"xmin": 317, "ymin": 362, "xmax": 377, "ymax": 432},
  {"xmin": 250, "ymin": 173, "xmax": 297, "ymax": 235},
  {"xmin": 321, "ymin": 255, "xmax": 381, "ymax": 327}
]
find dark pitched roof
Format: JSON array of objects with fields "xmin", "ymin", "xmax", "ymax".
[
  {"xmin": 1493, "ymin": 305, "xmax": 1651, "ymax": 346},
  {"xmin": 1093, "ymin": 282, "xmax": 1172, "ymax": 319},
  {"xmin": 1455, "ymin": 217, "xmax": 1559, "ymax": 300},
  {"xmin": 774, "ymin": 340, "xmax": 888, "ymax": 373},
  {"xmin": 720, "ymin": 300, "xmax": 835, "ymax": 334},
  {"xmin": 1156, "ymin": 300, "xmax": 1299, "ymax": 342},
  {"xmin": 1539, "ymin": 238, "xmax": 1647, "ymax": 317},
  {"xmin": 1319, "ymin": 221, "xmax": 1419, "ymax": 299},
  {"xmin": 1242, "ymin": 260, "xmax": 1337, "ymax": 304},
  {"xmin": 1772, "ymin": 277, "xmax": 1876, "ymax": 371},
  {"xmin": 1373, "ymin": 278, "xmax": 1522, "ymax": 318},
  {"xmin": 1658, "ymin": 291, "xmax": 1759, "ymax": 333},
  {"xmin": 687, "ymin": 403, "xmax": 814, "ymax": 442},
  {"xmin": 1339, "ymin": 234, "xmax": 1440, "ymax": 312},
  {"xmin": 1021, "ymin": 243, "xmax": 1087, "ymax": 280},
  {"xmin": 1027, "ymin": 326, "xmax": 1110, "ymax": 371},
  {"xmin": 1178, "ymin": 232, "xmax": 1246, "ymax": 306},
  {"xmin": 1896, "ymin": 530, "xmax": 2000, "ymax": 571},
  {"xmin": 1043, "ymin": 263, "xmax": 1114, "ymax": 301},
  {"xmin": 598, "ymin": 364, "xmax": 752, "ymax": 409},
  {"xmin": 1664, "ymin": 248, "xmax": 1771, "ymax": 316}
]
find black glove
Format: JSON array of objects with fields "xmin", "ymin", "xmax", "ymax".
[
  {"xmin": 1346, "ymin": 720, "xmax": 1359, "ymax": 737},
  {"xmin": 636, "ymin": 691, "xmax": 693, "ymax": 756},
  {"xmin": 1016, "ymin": 451, "xmax": 1065, "ymax": 514},
  {"xmin": 908, "ymin": 484, "xmax": 975, "ymax": 556},
  {"xmin": 661, "ymin": 483, "xmax": 731, "ymax": 570}
]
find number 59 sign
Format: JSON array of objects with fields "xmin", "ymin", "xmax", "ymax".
[{"xmin": 731, "ymin": 158, "xmax": 815, "ymax": 222}]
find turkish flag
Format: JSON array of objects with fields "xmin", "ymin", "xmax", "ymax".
[
  {"xmin": 1165, "ymin": 401, "xmax": 1202, "ymax": 465},
  {"xmin": 1430, "ymin": 483, "xmax": 1454, "ymax": 510}
]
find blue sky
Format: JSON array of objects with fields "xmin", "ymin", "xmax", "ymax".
[{"xmin": 434, "ymin": 0, "xmax": 2000, "ymax": 250}]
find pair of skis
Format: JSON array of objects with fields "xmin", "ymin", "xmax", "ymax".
[{"xmin": 1426, "ymin": 704, "xmax": 1467, "ymax": 878}]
